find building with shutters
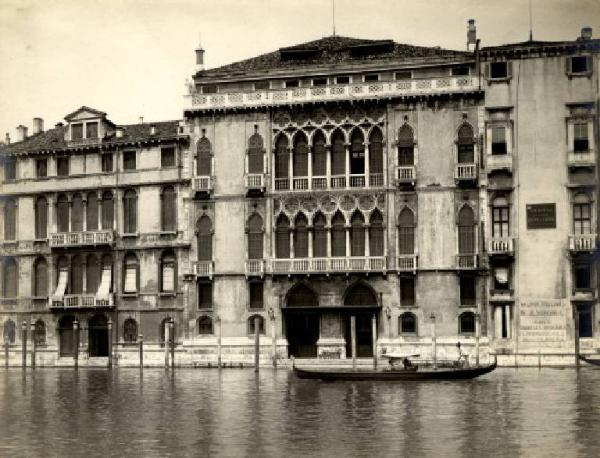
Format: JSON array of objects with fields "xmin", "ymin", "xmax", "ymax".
[{"xmin": 1, "ymin": 23, "xmax": 599, "ymax": 366}]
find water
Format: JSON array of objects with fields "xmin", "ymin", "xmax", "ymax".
[{"xmin": 1, "ymin": 367, "xmax": 600, "ymax": 458}]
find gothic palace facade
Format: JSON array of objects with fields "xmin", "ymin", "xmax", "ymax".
[{"xmin": 1, "ymin": 24, "xmax": 599, "ymax": 366}]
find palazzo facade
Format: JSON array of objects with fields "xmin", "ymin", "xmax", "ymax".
[{"xmin": 1, "ymin": 25, "xmax": 599, "ymax": 365}]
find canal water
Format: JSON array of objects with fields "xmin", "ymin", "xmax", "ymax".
[{"xmin": 1, "ymin": 367, "xmax": 600, "ymax": 458}]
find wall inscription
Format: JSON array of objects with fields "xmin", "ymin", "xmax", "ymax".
[
  {"xmin": 526, "ymin": 203, "xmax": 556, "ymax": 229},
  {"xmin": 518, "ymin": 300, "xmax": 569, "ymax": 349}
]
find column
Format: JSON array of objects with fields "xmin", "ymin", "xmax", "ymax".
[
  {"xmin": 326, "ymin": 145, "xmax": 331, "ymax": 189},
  {"xmin": 82, "ymin": 197, "xmax": 87, "ymax": 232},
  {"xmin": 326, "ymin": 227, "xmax": 332, "ymax": 257},
  {"xmin": 48, "ymin": 257, "xmax": 55, "ymax": 299},
  {"xmin": 365, "ymin": 226, "xmax": 370, "ymax": 258},
  {"xmin": 308, "ymin": 229, "xmax": 313, "ymax": 258},
  {"xmin": 345, "ymin": 227, "xmax": 350, "ymax": 257},
  {"xmin": 506, "ymin": 305, "xmax": 512, "ymax": 339},
  {"xmin": 288, "ymin": 147, "xmax": 293, "ymax": 190},
  {"xmin": 494, "ymin": 306, "xmax": 502, "ymax": 339},
  {"xmin": 68, "ymin": 197, "xmax": 72, "ymax": 232},
  {"xmin": 289, "ymin": 228, "xmax": 294, "ymax": 259},
  {"xmin": 97, "ymin": 193, "xmax": 103, "ymax": 230},
  {"xmin": 307, "ymin": 146, "xmax": 312, "ymax": 190},
  {"xmin": 345, "ymin": 144, "xmax": 350, "ymax": 188},
  {"xmin": 48, "ymin": 195, "xmax": 56, "ymax": 234},
  {"xmin": 82, "ymin": 259, "xmax": 87, "ymax": 293},
  {"xmin": 364, "ymin": 141, "xmax": 370, "ymax": 186}
]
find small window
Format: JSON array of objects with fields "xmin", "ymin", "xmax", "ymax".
[
  {"xmin": 123, "ymin": 151, "xmax": 136, "ymax": 170},
  {"xmin": 101, "ymin": 153, "xmax": 113, "ymax": 172},
  {"xmin": 312, "ymin": 77, "xmax": 327, "ymax": 86},
  {"xmin": 248, "ymin": 315, "xmax": 265, "ymax": 335},
  {"xmin": 123, "ymin": 318, "xmax": 138, "ymax": 343},
  {"xmin": 285, "ymin": 80, "xmax": 299, "ymax": 88},
  {"xmin": 161, "ymin": 147, "xmax": 176, "ymax": 168},
  {"xmin": 400, "ymin": 277, "xmax": 415, "ymax": 306},
  {"xmin": 4, "ymin": 158, "xmax": 16, "ymax": 180},
  {"xmin": 364, "ymin": 74, "xmax": 379, "ymax": 82},
  {"xmin": 574, "ymin": 123, "xmax": 589, "ymax": 153},
  {"xmin": 201, "ymin": 85, "xmax": 218, "ymax": 94},
  {"xmin": 394, "ymin": 71, "xmax": 412, "ymax": 80},
  {"xmin": 574, "ymin": 263, "xmax": 592, "ymax": 290},
  {"xmin": 491, "ymin": 126, "xmax": 507, "ymax": 155},
  {"xmin": 452, "ymin": 66, "xmax": 469, "ymax": 76},
  {"xmin": 459, "ymin": 312, "xmax": 476, "ymax": 334},
  {"xmin": 198, "ymin": 316, "xmax": 213, "ymax": 335},
  {"xmin": 56, "ymin": 157, "xmax": 69, "ymax": 177},
  {"xmin": 570, "ymin": 56, "xmax": 589, "ymax": 74},
  {"xmin": 36, "ymin": 158, "xmax": 47, "ymax": 177},
  {"xmin": 493, "ymin": 267, "xmax": 511, "ymax": 290},
  {"xmin": 253, "ymin": 81, "xmax": 270, "ymax": 90},
  {"xmin": 399, "ymin": 312, "xmax": 417, "ymax": 335},
  {"xmin": 460, "ymin": 276, "xmax": 476, "ymax": 306},
  {"xmin": 71, "ymin": 123, "xmax": 83, "ymax": 140},
  {"xmin": 335, "ymin": 76, "xmax": 350, "ymax": 84},
  {"xmin": 249, "ymin": 281, "xmax": 264, "ymax": 309},
  {"xmin": 198, "ymin": 281, "xmax": 213, "ymax": 309},
  {"xmin": 578, "ymin": 305, "xmax": 593, "ymax": 338},
  {"xmin": 86, "ymin": 122, "xmax": 98, "ymax": 139},
  {"xmin": 490, "ymin": 62, "xmax": 508, "ymax": 79}
]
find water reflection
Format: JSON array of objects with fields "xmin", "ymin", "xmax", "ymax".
[{"xmin": 1, "ymin": 367, "xmax": 600, "ymax": 457}]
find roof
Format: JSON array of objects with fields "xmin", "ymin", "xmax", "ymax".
[
  {"xmin": 0, "ymin": 120, "xmax": 183, "ymax": 156},
  {"xmin": 481, "ymin": 38, "xmax": 600, "ymax": 56},
  {"xmin": 195, "ymin": 35, "xmax": 472, "ymax": 80},
  {"xmin": 64, "ymin": 106, "xmax": 108, "ymax": 121}
]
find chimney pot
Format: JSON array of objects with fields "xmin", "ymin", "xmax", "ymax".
[
  {"xmin": 467, "ymin": 19, "xmax": 477, "ymax": 50},
  {"xmin": 5, "ymin": 133, "xmax": 10, "ymax": 144},
  {"xmin": 150, "ymin": 124, "xmax": 157, "ymax": 135},
  {"xmin": 195, "ymin": 47, "xmax": 205, "ymax": 71},
  {"xmin": 33, "ymin": 117, "xmax": 44, "ymax": 134},
  {"xmin": 581, "ymin": 27, "xmax": 592, "ymax": 40},
  {"xmin": 55, "ymin": 122, "xmax": 64, "ymax": 128},
  {"xmin": 16, "ymin": 125, "xmax": 28, "ymax": 142}
]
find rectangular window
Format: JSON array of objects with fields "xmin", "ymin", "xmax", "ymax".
[
  {"xmin": 253, "ymin": 81, "xmax": 270, "ymax": 90},
  {"xmin": 36, "ymin": 158, "xmax": 47, "ymax": 178},
  {"xmin": 570, "ymin": 56, "xmax": 589, "ymax": 74},
  {"xmin": 86, "ymin": 122, "xmax": 98, "ymax": 139},
  {"xmin": 400, "ymin": 277, "xmax": 415, "ymax": 306},
  {"xmin": 198, "ymin": 282, "xmax": 213, "ymax": 309},
  {"xmin": 56, "ymin": 157, "xmax": 69, "ymax": 176},
  {"xmin": 395, "ymin": 71, "xmax": 412, "ymax": 80},
  {"xmin": 161, "ymin": 147, "xmax": 176, "ymax": 168},
  {"xmin": 452, "ymin": 66, "xmax": 469, "ymax": 76},
  {"xmin": 579, "ymin": 305, "xmax": 593, "ymax": 338},
  {"xmin": 574, "ymin": 123, "xmax": 589, "ymax": 153},
  {"xmin": 285, "ymin": 80, "xmax": 299, "ymax": 88},
  {"xmin": 364, "ymin": 73, "xmax": 379, "ymax": 82},
  {"xmin": 460, "ymin": 276, "xmax": 476, "ymax": 305},
  {"xmin": 492, "ymin": 206, "xmax": 509, "ymax": 237},
  {"xmin": 124, "ymin": 266, "xmax": 137, "ymax": 293},
  {"xmin": 201, "ymin": 85, "xmax": 218, "ymax": 94},
  {"xmin": 4, "ymin": 158, "xmax": 16, "ymax": 180},
  {"xmin": 162, "ymin": 264, "xmax": 175, "ymax": 292},
  {"xmin": 574, "ymin": 263, "xmax": 592, "ymax": 290},
  {"xmin": 493, "ymin": 267, "xmax": 510, "ymax": 290},
  {"xmin": 249, "ymin": 282, "xmax": 264, "ymax": 309},
  {"xmin": 574, "ymin": 203, "xmax": 591, "ymax": 235},
  {"xmin": 491, "ymin": 126, "xmax": 507, "ymax": 155},
  {"xmin": 335, "ymin": 76, "xmax": 350, "ymax": 85},
  {"xmin": 398, "ymin": 226, "xmax": 415, "ymax": 255},
  {"xmin": 71, "ymin": 123, "xmax": 83, "ymax": 140},
  {"xmin": 312, "ymin": 78, "xmax": 327, "ymax": 86},
  {"xmin": 123, "ymin": 151, "xmax": 136, "ymax": 170},
  {"xmin": 101, "ymin": 153, "xmax": 113, "ymax": 172},
  {"xmin": 490, "ymin": 62, "xmax": 508, "ymax": 79}
]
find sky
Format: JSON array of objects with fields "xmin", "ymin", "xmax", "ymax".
[{"xmin": 1, "ymin": 0, "xmax": 599, "ymax": 140}]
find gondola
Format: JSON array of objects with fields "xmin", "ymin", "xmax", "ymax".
[{"xmin": 578, "ymin": 354, "xmax": 600, "ymax": 367}]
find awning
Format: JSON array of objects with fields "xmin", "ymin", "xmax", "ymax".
[
  {"xmin": 281, "ymin": 305, "xmax": 381, "ymax": 314},
  {"xmin": 96, "ymin": 268, "xmax": 112, "ymax": 299},
  {"xmin": 53, "ymin": 269, "xmax": 68, "ymax": 298}
]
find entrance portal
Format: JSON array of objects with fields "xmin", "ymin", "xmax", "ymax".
[
  {"xmin": 285, "ymin": 284, "xmax": 319, "ymax": 358},
  {"xmin": 343, "ymin": 283, "xmax": 378, "ymax": 358},
  {"xmin": 88, "ymin": 314, "xmax": 109, "ymax": 357},
  {"xmin": 58, "ymin": 315, "xmax": 76, "ymax": 357}
]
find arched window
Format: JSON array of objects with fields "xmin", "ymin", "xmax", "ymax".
[
  {"xmin": 350, "ymin": 129, "xmax": 365, "ymax": 175},
  {"xmin": 3, "ymin": 198, "xmax": 16, "ymax": 240},
  {"xmin": 398, "ymin": 124, "xmax": 415, "ymax": 166},
  {"xmin": 294, "ymin": 213, "xmax": 309, "ymax": 258},
  {"xmin": 123, "ymin": 252, "xmax": 139, "ymax": 293},
  {"xmin": 287, "ymin": 284, "xmax": 317, "ymax": 307},
  {"xmin": 573, "ymin": 193, "xmax": 592, "ymax": 235},
  {"xmin": 34, "ymin": 320, "xmax": 46, "ymax": 345},
  {"xmin": 344, "ymin": 283, "xmax": 377, "ymax": 306},
  {"xmin": 57, "ymin": 194, "xmax": 69, "ymax": 233},
  {"xmin": 398, "ymin": 208, "xmax": 415, "ymax": 255},
  {"xmin": 123, "ymin": 318, "xmax": 138, "ymax": 343},
  {"xmin": 292, "ymin": 132, "xmax": 309, "ymax": 178},
  {"xmin": 86, "ymin": 192, "xmax": 98, "ymax": 231},
  {"xmin": 248, "ymin": 130, "xmax": 264, "ymax": 174},
  {"xmin": 458, "ymin": 206, "xmax": 475, "ymax": 254},
  {"xmin": 101, "ymin": 191, "xmax": 114, "ymax": 230},
  {"xmin": 33, "ymin": 257, "xmax": 48, "ymax": 297},
  {"xmin": 457, "ymin": 124, "xmax": 475, "ymax": 164},
  {"xmin": 369, "ymin": 128, "xmax": 383, "ymax": 176},
  {"xmin": 159, "ymin": 317, "xmax": 175, "ymax": 345},
  {"xmin": 161, "ymin": 186, "xmax": 176, "ymax": 232},
  {"xmin": 197, "ymin": 137, "xmax": 212, "ymax": 176},
  {"xmin": 71, "ymin": 255, "xmax": 83, "ymax": 294},
  {"xmin": 198, "ymin": 316, "xmax": 213, "ymax": 335},
  {"xmin": 160, "ymin": 250, "xmax": 177, "ymax": 292},
  {"xmin": 274, "ymin": 135, "xmax": 289, "ymax": 179},
  {"xmin": 3, "ymin": 320, "xmax": 16, "ymax": 344},
  {"xmin": 492, "ymin": 196, "xmax": 509, "ymax": 237},
  {"xmin": 312, "ymin": 130, "xmax": 327, "ymax": 178},
  {"xmin": 459, "ymin": 312, "xmax": 476, "ymax": 334},
  {"xmin": 86, "ymin": 254, "xmax": 99, "ymax": 294},
  {"xmin": 35, "ymin": 196, "xmax": 48, "ymax": 239},
  {"xmin": 369, "ymin": 210, "xmax": 384, "ymax": 256},
  {"xmin": 247, "ymin": 213, "xmax": 263, "ymax": 260},
  {"xmin": 331, "ymin": 129, "xmax": 346, "ymax": 176},
  {"xmin": 196, "ymin": 216, "xmax": 212, "ymax": 261},
  {"xmin": 275, "ymin": 214, "xmax": 290, "ymax": 258},
  {"xmin": 123, "ymin": 189, "xmax": 137, "ymax": 234},
  {"xmin": 2, "ymin": 258, "xmax": 17, "ymax": 299},
  {"xmin": 247, "ymin": 314, "xmax": 265, "ymax": 335},
  {"xmin": 350, "ymin": 211, "xmax": 365, "ymax": 256},
  {"xmin": 71, "ymin": 193, "xmax": 83, "ymax": 231},
  {"xmin": 331, "ymin": 211, "xmax": 346, "ymax": 257},
  {"xmin": 399, "ymin": 312, "xmax": 417, "ymax": 335},
  {"xmin": 313, "ymin": 212, "xmax": 327, "ymax": 257}
]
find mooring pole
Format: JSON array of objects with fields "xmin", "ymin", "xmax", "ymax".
[
  {"xmin": 4, "ymin": 338, "xmax": 9, "ymax": 368},
  {"xmin": 254, "ymin": 316, "xmax": 260, "ymax": 372},
  {"xmin": 107, "ymin": 318, "xmax": 113, "ymax": 369},
  {"xmin": 164, "ymin": 322, "xmax": 170, "ymax": 369},
  {"xmin": 216, "ymin": 316, "xmax": 222, "ymax": 368},
  {"xmin": 430, "ymin": 313, "xmax": 437, "ymax": 369},
  {"xmin": 351, "ymin": 315, "xmax": 357, "ymax": 371},
  {"xmin": 372, "ymin": 313, "xmax": 377, "ymax": 370},
  {"xmin": 138, "ymin": 334, "xmax": 144, "ymax": 369},
  {"xmin": 475, "ymin": 313, "xmax": 480, "ymax": 367},
  {"xmin": 269, "ymin": 308, "xmax": 277, "ymax": 368},
  {"xmin": 169, "ymin": 319, "xmax": 175, "ymax": 369},
  {"xmin": 73, "ymin": 320, "xmax": 79, "ymax": 370},
  {"xmin": 31, "ymin": 320, "xmax": 36, "ymax": 370},
  {"xmin": 21, "ymin": 320, "xmax": 27, "ymax": 369},
  {"xmin": 574, "ymin": 305, "xmax": 580, "ymax": 369}
]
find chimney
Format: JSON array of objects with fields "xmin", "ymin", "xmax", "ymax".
[
  {"xmin": 16, "ymin": 125, "xmax": 28, "ymax": 142},
  {"xmin": 467, "ymin": 19, "xmax": 477, "ymax": 50},
  {"xmin": 55, "ymin": 122, "xmax": 64, "ymax": 128},
  {"xmin": 195, "ymin": 40, "xmax": 205, "ymax": 72},
  {"xmin": 581, "ymin": 27, "xmax": 592, "ymax": 40},
  {"xmin": 139, "ymin": 116, "xmax": 144, "ymax": 124},
  {"xmin": 116, "ymin": 126, "xmax": 124, "ymax": 138},
  {"xmin": 33, "ymin": 117, "xmax": 44, "ymax": 134},
  {"xmin": 4, "ymin": 133, "xmax": 10, "ymax": 144},
  {"xmin": 150, "ymin": 124, "xmax": 157, "ymax": 135}
]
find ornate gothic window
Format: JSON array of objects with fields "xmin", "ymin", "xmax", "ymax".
[
  {"xmin": 312, "ymin": 130, "xmax": 327, "ymax": 177},
  {"xmin": 398, "ymin": 208, "xmax": 415, "ymax": 255},
  {"xmin": 350, "ymin": 211, "xmax": 365, "ymax": 256},
  {"xmin": 331, "ymin": 211, "xmax": 346, "ymax": 257},
  {"xmin": 275, "ymin": 214, "xmax": 290, "ymax": 258},
  {"xmin": 458, "ymin": 206, "xmax": 476, "ymax": 254},
  {"xmin": 398, "ymin": 124, "xmax": 414, "ymax": 166},
  {"xmin": 369, "ymin": 128, "xmax": 383, "ymax": 175},
  {"xmin": 369, "ymin": 210, "xmax": 384, "ymax": 256},
  {"xmin": 197, "ymin": 137, "xmax": 212, "ymax": 176},
  {"xmin": 247, "ymin": 213, "xmax": 263, "ymax": 260},
  {"xmin": 292, "ymin": 132, "xmax": 309, "ymax": 177},
  {"xmin": 196, "ymin": 216, "xmax": 212, "ymax": 261},
  {"xmin": 275, "ymin": 135, "xmax": 289, "ymax": 179},
  {"xmin": 331, "ymin": 129, "xmax": 346, "ymax": 175},
  {"xmin": 350, "ymin": 129, "xmax": 365, "ymax": 175},
  {"xmin": 457, "ymin": 124, "xmax": 475, "ymax": 164},
  {"xmin": 294, "ymin": 213, "xmax": 308, "ymax": 258},
  {"xmin": 313, "ymin": 212, "xmax": 327, "ymax": 257},
  {"xmin": 248, "ymin": 129, "xmax": 264, "ymax": 174}
]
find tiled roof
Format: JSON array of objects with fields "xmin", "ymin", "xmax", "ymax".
[
  {"xmin": 0, "ymin": 120, "xmax": 183, "ymax": 156},
  {"xmin": 481, "ymin": 38, "xmax": 600, "ymax": 54},
  {"xmin": 196, "ymin": 35, "xmax": 472, "ymax": 79}
]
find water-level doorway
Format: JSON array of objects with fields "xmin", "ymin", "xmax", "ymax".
[
  {"xmin": 88, "ymin": 314, "xmax": 109, "ymax": 357},
  {"xmin": 343, "ymin": 283, "xmax": 378, "ymax": 358},
  {"xmin": 284, "ymin": 284, "xmax": 319, "ymax": 358}
]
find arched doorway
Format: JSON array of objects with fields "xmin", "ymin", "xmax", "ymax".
[
  {"xmin": 58, "ymin": 315, "xmax": 76, "ymax": 357},
  {"xmin": 344, "ymin": 283, "xmax": 378, "ymax": 358},
  {"xmin": 285, "ymin": 284, "xmax": 319, "ymax": 358},
  {"xmin": 88, "ymin": 314, "xmax": 109, "ymax": 357}
]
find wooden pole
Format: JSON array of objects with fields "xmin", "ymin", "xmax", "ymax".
[
  {"xmin": 430, "ymin": 314, "xmax": 437, "ymax": 369},
  {"xmin": 4, "ymin": 340, "xmax": 8, "ymax": 368},
  {"xmin": 170, "ymin": 320, "xmax": 175, "ymax": 369},
  {"xmin": 164, "ymin": 322, "xmax": 170, "ymax": 369},
  {"xmin": 271, "ymin": 313, "xmax": 277, "ymax": 368},
  {"xmin": 574, "ymin": 306, "xmax": 580, "ymax": 369},
  {"xmin": 371, "ymin": 314, "xmax": 377, "ymax": 370},
  {"xmin": 216, "ymin": 316, "xmax": 222, "ymax": 368},
  {"xmin": 73, "ymin": 320, "xmax": 79, "ymax": 370},
  {"xmin": 475, "ymin": 313, "xmax": 480, "ymax": 367},
  {"xmin": 351, "ymin": 315, "xmax": 357, "ymax": 371},
  {"xmin": 21, "ymin": 320, "xmax": 27, "ymax": 369},
  {"xmin": 254, "ymin": 316, "xmax": 260, "ymax": 372},
  {"xmin": 107, "ymin": 319, "xmax": 113, "ymax": 369},
  {"xmin": 31, "ymin": 320, "xmax": 36, "ymax": 370},
  {"xmin": 138, "ymin": 334, "xmax": 144, "ymax": 369}
]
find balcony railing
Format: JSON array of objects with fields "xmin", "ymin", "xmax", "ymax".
[
  {"xmin": 293, "ymin": 177, "xmax": 309, "ymax": 190},
  {"xmin": 369, "ymin": 173, "xmax": 384, "ymax": 187},
  {"xmin": 193, "ymin": 261, "xmax": 214, "ymax": 278},
  {"xmin": 274, "ymin": 173, "xmax": 385, "ymax": 192},
  {"xmin": 397, "ymin": 255, "xmax": 418, "ymax": 271},
  {"xmin": 571, "ymin": 288, "xmax": 597, "ymax": 301},
  {"xmin": 245, "ymin": 173, "xmax": 265, "ymax": 190},
  {"xmin": 245, "ymin": 259, "xmax": 264, "ymax": 276},
  {"xmin": 569, "ymin": 234, "xmax": 597, "ymax": 251},
  {"xmin": 397, "ymin": 166, "xmax": 416, "ymax": 184},
  {"xmin": 456, "ymin": 254, "xmax": 478, "ymax": 269},
  {"xmin": 567, "ymin": 151, "xmax": 595, "ymax": 167},
  {"xmin": 486, "ymin": 154, "xmax": 513, "ymax": 173},
  {"xmin": 489, "ymin": 289, "xmax": 514, "ymax": 302},
  {"xmin": 192, "ymin": 175, "xmax": 213, "ymax": 192},
  {"xmin": 312, "ymin": 176, "xmax": 328, "ymax": 189},
  {"xmin": 50, "ymin": 294, "xmax": 114, "ymax": 308},
  {"xmin": 49, "ymin": 230, "xmax": 114, "ymax": 247},
  {"xmin": 271, "ymin": 256, "xmax": 386, "ymax": 275},
  {"xmin": 488, "ymin": 237, "xmax": 515, "ymax": 255},
  {"xmin": 331, "ymin": 175, "xmax": 346, "ymax": 189},
  {"xmin": 349, "ymin": 174, "xmax": 366, "ymax": 187},
  {"xmin": 455, "ymin": 164, "xmax": 477, "ymax": 181},
  {"xmin": 187, "ymin": 77, "xmax": 479, "ymax": 110}
]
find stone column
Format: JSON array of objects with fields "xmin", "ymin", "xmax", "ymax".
[
  {"xmin": 365, "ymin": 226, "xmax": 370, "ymax": 257},
  {"xmin": 345, "ymin": 143, "xmax": 350, "ymax": 187},
  {"xmin": 288, "ymin": 147, "xmax": 293, "ymax": 190},
  {"xmin": 345, "ymin": 226, "xmax": 350, "ymax": 257},
  {"xmin": 307, "ymin": 146, "xmax": 312, "ymax": 190},
  {"xmin": 364, "ymin": 141, "xmax": 370, "ymax": 186},
  {"xmin": 82, "ymin": 197, "xmax": 87, "ymax": 232},
  {"xmin": 308, "ymin": 229, "xmax": 313, "ymax": 258}
]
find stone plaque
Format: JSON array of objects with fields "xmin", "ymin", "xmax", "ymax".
[
  {"xmin": 526, "ymin": 203, "xmax": 556, "ymax": 229},
  {"xmin": 518, "ymin": 299, "xmax": 569, "ymax": 349}
]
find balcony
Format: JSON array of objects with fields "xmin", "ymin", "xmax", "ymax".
[
  {"xmin": 274, "ymin": 173, "xmax": 384, "ymax": 192},
  {"xmin": 245, "ymin": 173, "xmax": 265, "ymax": 193},
  {"xmin": 49, "ymin": 230, "xmax": 114, "ymax": 248},
  {"xmin": 571, "ymin": 288, "xmax": 597, "ymax": 302},
  {"xmin": 397, "ymin": 255, "xmax": 418, "ymax": 271},
  {"xmin": 185, "ymin": 76, "xmax": 480, "ymax": 111},
  {"xmin": 50, "ymin": 294, "xmax": 114, "ymax": 309},
  {"xmin": 192, "ymin": 175, "xmax": 213, "ymax": 194},
  {"xmin": 488, "ymin": 237, "xmax": 515, "ymax": 256},
  {"xmin": 569, "ymin": 234, "xmax": 597, "ymax": 252},
  {"xmin": 456, "ymin": 254, "xmax": 478, "ymax": 269},
  {"xmin": 454, "ymin": 163, "xmax": 478, "ymax": 182},
  {"xmin": 271, "ymin": 256, "xmax": 387, "ymax": 275},
  {"xmin": 245, "ymin": 259, "xmax": 264, "ymax": 277},
  {"xmin": 486, "ymin": 154, "xmax": 513, "ymax": 174},
  {"xmin": 489, "ymin": 289, "xmax": 514, "ymax": 303},
  {"xmin": 193, "ymin": 261, "xmax": 214, "ymax": 278},
  {"xmin": 567, "ymin": 151, "xmax": 595, "ymax": 168},
  {"xmin": 396, "ymin": 166, "xmax": 416, "ymax": 186}
]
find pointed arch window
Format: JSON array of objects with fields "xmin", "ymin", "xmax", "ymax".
[
  {"xmin": 492, "ymin": 197, "xmax": 509, "ymax": 237},
  {"xmin": 331, "ymin": 212, "xmax": 346, "ymax": 257},
  {"xmin": 350, "ymin": 129, "xmax": 365, "ymax": 175},
  {"xmin": 123, "ymin": 252, "xmax": 139, "ymax": 293},
  {"xmin": 344, "ymin": 283, "xmax": 377, "ymax": 306},
  {"xmin": 247, "ymin": 213, "xmax": 263, "ymax": 259},
  {"xmin": 398, "ymin": 124, "xmax": 415, "ymax": 166},
  {"xmin": 288, "ymin": 284, "xmax": 318, "ymax": 307},
  {"xmin": 197, "ymin": 137, "xmax": 212, "ymax": 176},
  {"xmin": 247, "ymin": 314, "xmax": 265, "ymax": 335},
  {"xmin": 312, "ymin": 131, "xmax": 327, "ymax": 177},
  {"xmin": 275, "ymin": 135, "xmax": 289, "ymax": 179},
  {"xmin": 293, "ymin": 132, "xmax": 309, "ymax": 177},
  {"xmin": 123, "ymin": 318, "xmax": 138, "ymax": 343},
  {"xmin": 34, "ymin": 257, "xmax": 48, "ymax": 297},
  {"xmin": 196, "ymin": 216, "xmax": 213, "ymax": 261},
  {"xmin": 86, "ymin": 254, "xmax": 99, "ymax": 294},
  {"xmin": 123, "ymin": 189, "xmax": 137, "ymax": 234},
  {"xmin": 369, "ymin": 128, "xmax": 383, "ymax": 175},
  {"xmin": 161, "ymin": 186, "xmax": 176, "ymax": 232},
  {"xmin": 248, "ymin": 131, "xmax": 264, "ymax": 174},
  {"xmin": 294, "ymin": 213, "xmax": 309, "ymax": 258},
  {"xmin": 86, "ymin": 192, "xmax": 98, "ymax": 231},
  {"xmin": 458, "ymin": 206, "xmax": 476, "ymax": 254},
  {"xmin": 275, "ymin": 214, "xmax": 290, "ymax": 258},
  {"xmin": 573, "ymin": 193, "xmax": 592, "ymax": 235},
  {"xmin": 35, "ymin": 196, "xmax": 48, "ymax": 239},
  {"xmin": 101, "ymin": 191, "xmax": 114, "ymax": 230},
  {"xmin": 457, "ymin": 124, "xmax": 475, "ymax": 164},
  {"xmin": 2, "ymin": 258, "xmax": 17, "ymax": 299},
  {"xmin": 313, "ymin": 212, "xmax": 327, "ymax": 257},
  {"xmin": 331, "ymin": 130, "xmax": 346, "ymax": 175},
  {"xmin": 350, "ymin": 212, "xmax": 365, "ymax": 256},
  {"xmin": 369, "ymin": 210, "xmax": 384, "ymax": 256},
  {"xmin": 398, "ymin": 208, "xmax": 415, "ymax": 255}
]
